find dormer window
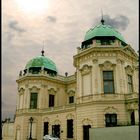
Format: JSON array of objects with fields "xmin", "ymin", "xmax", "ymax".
[{"xmin": 100, "ymin": 39, "xmax": 114, "ymax": 45}]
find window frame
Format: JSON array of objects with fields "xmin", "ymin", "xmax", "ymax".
[
  {"xmin": 30, "ymin": 93, "xmax": 38, "ymax": 109},
  {"xmin": 105, "ymin": 113, "xmax": 117, "ymax": 127},
  {"xmin": 67, "ymin": 119, "xmax": 73, "ymax": 138},
  {"xmin": 49, "ymin": 94, "xmax": 55, "ymax": 107},
  {"xmin": 69, "ymin": 96, "xmax": 74, "ymax": 104},
  {"xmin": 127, "ymin": 74, "xmax": 133, "ymax": 93},
  {"xmin": 103, "ymin": 71, "xmax": 115, "ymax": 94}
]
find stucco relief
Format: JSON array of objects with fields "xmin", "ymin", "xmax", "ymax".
[
  {"xmin": 104, "ymin": 106, "xmax": 118, "ymax": 114},
  {"xmin": 125, "ymin": 65, "xmax": 134, "ymax": 74},
  {"xmin": 29, "ymin": 86, "xmax": 40, "ymax": 92},
  {"xmin": 48, "ymin": 88, "xmax": 56, "ymax": 95},
  {"xmin": 92, "ymin": 59, "xmax": 98, "ymax": 64},
  {"xmin": 80, "ymin": 64, "xmax": 92, "ymax": 75},
  {"xmin": 117, "ymin": 58, "xmax": 125, "ymax": 64},
  {"xmin": 82, "ymin": 118, "xmax": 93, "ymax": 126},
  {"xmin": 67, "ymin": 90, "xmax": 75, "ymax": 95},
  {"xmin": 66, "ymin": 114, "xmax": 74, "ymax": 120},
  {"xmin": 18, "ymin": 88, "xmax": 25, "ymax": 95},
  {"xmin": 99, "ymin": 61, "xmax": 116, "ymax": 70},
  {"xmin": 43, "ymin": 117, "xmax": 50, "ymax": 122},
  {"xmin": 126, "ymin": 102, "xmax": 138, "ymax": 110},
  {"xmin": 53, "ymin": 119, "xmax": 61, "ymax": 125}
]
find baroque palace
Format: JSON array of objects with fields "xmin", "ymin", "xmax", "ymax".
[{"xmin": 2, "ymin": 19, "xmax": 139, "ymax": 140}]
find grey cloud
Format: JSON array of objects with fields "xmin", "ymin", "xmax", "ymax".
[
  {"xmin": 2, "ymin": 101, "xmax": 16, "ymax": 120},
  {"xmin": 8, "ymin": 20, "xmax": 26, "ymax": 33},
  {"xmin": 46, "ymin": 16, "xmax": 57, "ymax": 23},
  {"xmin": 94, "ymin": 15, "xmax": 130, "ymax": 30}
]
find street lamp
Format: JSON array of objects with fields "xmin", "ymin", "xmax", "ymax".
[{"xmin": 29, "ymin": 117, "xmax": 33, "ymax": 140}]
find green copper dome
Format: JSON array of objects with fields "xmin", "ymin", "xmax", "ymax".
[
  {"xmin": 25, "ymin": 55, "xmax": 57, "ymax": 72},
  {"xmin": 84, "ymin": 23, "xmax": 126, "ymax": 43}
]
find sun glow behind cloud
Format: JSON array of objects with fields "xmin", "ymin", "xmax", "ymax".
[{"xmin": 15, "ymin": 0, "xmax": 50, "ymax": 16}]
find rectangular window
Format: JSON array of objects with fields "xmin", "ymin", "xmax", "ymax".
[
  {"xmin": 44, "ymin": 122, "xmax": 49, "ymax": 136},
  {"xmin": 69, "ymin": 96, "xmax": 74, "ymax": 103},
  {"xmin": 103, "ymin": 71, "xmax": 114, "ymax": 94},
  {"xmin": 30, "ymin": 93, "xmax": 38, "ymax": 109},
  {"xmin": 49, "ymin": 94, "xmax": 55, "ymax": 107},
  {"xmin": 128, "ymin": 75, "xmax": 133, "ymax": 93},
  {"xmin": 67, "ymin": 119, "xmax": 73, "ymax": 138},
  {"xmin": 105, "ymin": 114, "xmax": 117, "ymax": 127}
]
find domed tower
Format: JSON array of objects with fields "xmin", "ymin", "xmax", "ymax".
[
  {"xmin": 74, "ymin": 18, "xmax": 138, "ymax": 139},
  {"xmin": 15, "ymin": 51, "xmax": 59, "ymax": 139},
  {"xmin": 23, "ymin": 50, "xmax": 57, "ymax": 76},
  {"xmin": 81, "ymin": 18, "xmax": 127, "ymax": 49},
  {"xmin": 74, "ymin": 18, "xmax": 138, "ymax": 97}
]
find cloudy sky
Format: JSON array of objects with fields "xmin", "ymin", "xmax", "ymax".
[{"xmin": 2, "ymin": 0, "xmax": 139, "ymax": 120}]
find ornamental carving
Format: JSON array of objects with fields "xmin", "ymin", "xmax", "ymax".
[
  {"xmin": 92, "ymin": 59, "xmax": 98, "ymax": 64},
  {"xmin": 104, "ymin": 106, "xmax": 118, "ymax": 114},
  {"xmin": 43, "ymin": 117, "xmax": 50, "ymax": 122},
  {"xmin": 126, "ymin": 102, "xmax": 138, "ymax": 110},
  {"xmin": 29, "ymin": 86, "xmax": 40, "ymax": 92},
  {"xmin": 80, "ymin": 64, "xmax": 92, "ymax": 75},
  {"xmin": 18, "ymin": 88, "xmax": 25, "ymax": 94},
  {"xmin": 117, "ymin": 59, "xmax": 125, "ymax": 64},
  {"xmin": 54, "ymin": 120, "xmax": 61, "ymax": 125},
  {"xmin": 48, "ymin": 88, "xmax": 56, "ymax": 95},
  {"xmin": 66, "ymin": 114, "xmax": 74, "ymax": 120},
  {"xmin": 67, "ymin": 90, "xmax": 75, "ymax": 95},
  {"xmin": 99, "ymin": 61, "xmax": 116, "ymax": 70},
  {"xmin": 82, "ymin": 118, "xmax": 93, "ymax": 126},
  {"xmin": 125, "ymin": 65, "xmax": 134, "ymax": 74}
]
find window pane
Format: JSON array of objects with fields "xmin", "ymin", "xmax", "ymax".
[
  {"xmin": 103, "ymin": 71, "xmax": 113, "ymax": 80},
  {"xmin": 128, "ymin": 75, "xmax": 132, "ymax": 83},
  {"xmin": 127, "ymin": 75, "xmax": 133, "ymax": 92},
  {"xmin": 104, "ymin": 81, "xmax": 114, "ymax": 93},
  {"xmin": 103, "ymin": 71, "xmax": 114, "ymax": 94},
  {"xmin": 30, "ymin": 93, "xmax": 38, "ymax": 109},
  {"xmin": 128, "ymin": 84, "xmax": 133, "ymax": 93},
  {"xmin": 49, "ymin": 94, "xmax": 54, "ymax": 107},
  {"xmin": 69, "ymin": 96, "xmax": 74, "ymax": 103},
  {"xmin": 105, "ymin": 114, "xmax": 117, "ymax": 127}
]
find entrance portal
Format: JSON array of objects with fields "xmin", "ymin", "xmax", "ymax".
[
  {"xmin": 83, "ymin": 125, "xmax": 91, "ymax": 140},
  {"xmin": 131, "ymin": 111, "xmax": 135, "ymax": 125},
  {"xmin": 52, "ymin": 125, "xmax": 60, "ymax": 138}
]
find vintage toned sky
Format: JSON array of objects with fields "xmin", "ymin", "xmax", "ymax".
[{"xmin": 2, "ymin": 0, "xmax": 139, "ymax": 120}]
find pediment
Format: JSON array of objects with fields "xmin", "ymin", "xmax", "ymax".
[
  {"xmin": 80, "ymin": 64, "xmax": 92, "ymax": 75},
  {"xmin": 99, "ymin": 61, "xmax": 115, "ymax": 70}
]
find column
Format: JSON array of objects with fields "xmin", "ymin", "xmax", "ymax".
[
  {"xmin": 92, "ymin": 59, "xmax": 98, "ymax": 94},
  {"xmin": 116, "ymin": 59, "xmax": 123, "ymax": 93},
  {"xmin": 134, "ymin": 109, "xmax": 139, "ymax": 125}
]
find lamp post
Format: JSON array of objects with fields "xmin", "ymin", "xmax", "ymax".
[{"xmin": 29, "ymin": 117, "xmax": 33, "ymax": 140}]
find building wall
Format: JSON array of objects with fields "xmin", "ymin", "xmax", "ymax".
[
  {"xmin": 2, "ymin": 44, "xmax": 139, "ymax": 140},
  {"xmin": 2, "ymin": 121, "xmax": 15, "ymax": 140}
]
